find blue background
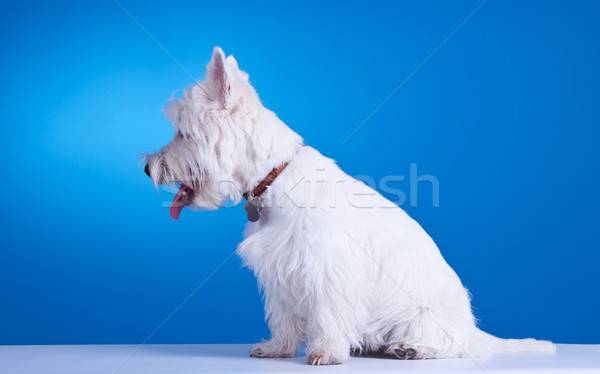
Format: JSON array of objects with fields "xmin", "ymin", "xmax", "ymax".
[{"xmin": 1, "ymin": 0, "xmax": 598, "ymax": 345}]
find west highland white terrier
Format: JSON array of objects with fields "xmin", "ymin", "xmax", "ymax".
[{"xmin": 143, "ymin": 47, "xmax": 555, "ymax": 365}]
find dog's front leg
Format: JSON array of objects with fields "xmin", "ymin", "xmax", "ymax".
[
  {"xmin": 250, "ymin": 297, "xmax": 303, "ymax": 358},
  {"xmin": 305, "ymin": 300, "xmax": 353, "ymax": 365}
]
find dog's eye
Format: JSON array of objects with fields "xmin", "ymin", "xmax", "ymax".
[{"xmin": 175, "ymin": 131, "xmax": 184, "ymax": 139}]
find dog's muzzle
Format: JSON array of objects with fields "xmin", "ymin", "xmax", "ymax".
[{"xmin": 144, "ymin": 163, "xmax": 151, "ymax": 178}]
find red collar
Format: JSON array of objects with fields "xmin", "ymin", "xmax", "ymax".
[
  {"xmin": 243, "ymin": 162, "xmax": 290, "ymax": 200},
  {"xmin": 243, "ymin": 162, "xmax": 290, "ymax": 222}
]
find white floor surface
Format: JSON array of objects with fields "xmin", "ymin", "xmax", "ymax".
[{"xmin": 0, "ymin": 343, "xmax": 598, "ymax": 374}]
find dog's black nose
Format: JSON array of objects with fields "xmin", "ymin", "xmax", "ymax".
[{"xmin": 144, "ymin": 163, "xmax": 151, "ymax": 178}]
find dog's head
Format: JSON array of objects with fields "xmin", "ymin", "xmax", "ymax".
[{"xmin": 143, "ymin": 47, "xmax": 302, "ymax": 219}]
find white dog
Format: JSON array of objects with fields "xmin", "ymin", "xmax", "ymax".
[{"xmin": 144, "ymin": 47, "xmax": 555, "ymax": 365}]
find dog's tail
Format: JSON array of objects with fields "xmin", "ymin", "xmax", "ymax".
[{"xmin": 477, "ymin": 329, "xmax": 556, "ymax": 353}]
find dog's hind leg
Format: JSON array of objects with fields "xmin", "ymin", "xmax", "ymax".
[
  {"xmin": 381, "ymin": 305, "xmax": 479, "ymax": 360},
  {"xmin": 382, "ymin": 342, "xmax": 433, "ymax": 360}
]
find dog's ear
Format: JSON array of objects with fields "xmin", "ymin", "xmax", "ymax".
[
  {"xmin": 226, "ymin": 55, "xmax": 238, "ymax": 69},
  {"xmin": 226, "ymin": 54, "xmax": 250, "ymax": 82},
  {"xmin": 206, "ymin": 46, "xmax": 231, "ymax": 106}
]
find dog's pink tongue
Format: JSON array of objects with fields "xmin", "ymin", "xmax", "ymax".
[{"xmin": 170, "ymin": 184, "xmax": 190, "ymax": 220}]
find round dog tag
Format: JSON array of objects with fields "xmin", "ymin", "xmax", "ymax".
[{"xmin": 244, "ymin": 196, "xmax": 264, "ymax": 222}]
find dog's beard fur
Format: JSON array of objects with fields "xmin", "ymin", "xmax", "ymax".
[{"xmin": 144, "ymin": 47, "xmax": 555, "ymax": 365}]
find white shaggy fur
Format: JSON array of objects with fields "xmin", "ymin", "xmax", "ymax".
[{"xmin": 144, "ymin": 47, "xmax": 555, "ymax": 365}]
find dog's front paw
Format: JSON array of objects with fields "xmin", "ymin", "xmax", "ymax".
[
  {"xmin": 250, "ymin": 340, "xmax": 295, "ymax": 358},
  {"xmin": 306, "ymin": 350, "xmax": 344, "ymax": 365}
]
